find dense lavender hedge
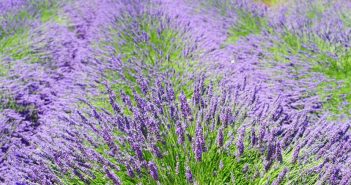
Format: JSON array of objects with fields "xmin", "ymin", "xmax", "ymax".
[{"xmin": 1, "ymin": 0, "xmax": 351, "ymax": 184}]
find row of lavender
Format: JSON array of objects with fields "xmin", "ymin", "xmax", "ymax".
[
  {"xmin": 1, "ymin": 0, "xmax": 351, "ymax": 184},
  {"xmin": 0, "ymin": 0, "xmax": 127, "ymax": 183}
]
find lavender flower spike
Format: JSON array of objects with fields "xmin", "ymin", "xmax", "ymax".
[
  {"xmin": 236, "ymin": 128, "xmax": 246, "ymax": 158},
  {"xmin": 148, "ymin": 162, "xmax": 159, "ymax": 181},
  {"xmin": 276, "ymin": 142, "xmax": 283, "ymax": 163},
  {"xmin": 272, "ymin": 168, "xmax": 288, "ymax": 185},
  {"xmin": 104, "ymin": 166, "xmax": 121, "ymax": 185},
  {"xmin": 186, "ymin": 166, "xmax": 194, "ymax": 183},
  {"xmin": 176, "ymin": 121, "xmax": 185, "ymax": 145},
  {"xmin": 217, "ymin": 126, "xmax": 224, "ymax": 147},
  {"xmin": 179, "ymin": 91, "xmax": 192, "ymax": 121}
]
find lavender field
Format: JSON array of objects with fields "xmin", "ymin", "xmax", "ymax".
[{"xmin": 1, "ymin": 0, "xmax": 351, "ymax": 184}]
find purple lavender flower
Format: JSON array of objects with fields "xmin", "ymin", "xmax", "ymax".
[
  {"xmin": 217, "ymin": 127, "xmax": 224, "ymax": 147},
  {"xmin": 250, "ymin": 128, "xmax": 257, "ymax": 146},
  {"xmin": 132, "ymin": 143, "xmax": 144, "ymax": 161},
  {"xmin": 272, "ymin": 168, "xmax": 288, "ymax": 185},
  {"xmin": 166, "ymin": 82, "xmax": 175, "ymax": 102},
  {"xmin": 148, "ymin": 162, "xmax": 159, "ymax": 181},
  {"xmin": 291, "ymin": 145, "xmax": 301, "ymax": 164},
  {"xmin": 106, "ymin": 83, "xmax": 121, "ymax": 114},
  {"xmin": 176, "ymin": 121, "xmax": 185, "ymax": 145},
  {"xmin": 137, "ymin": 76, "xmax": 149, "ymax": 95},
  {"xmin": 206, "ymin": 97, "xmax": 218, "ymax": 121},
  {"xmin": 207, "ymin": 81, "xmax": 213, "ymax": 99},
  {"xmin": 194, "ymin": 136, "xmax": 203, "ymax": 162},
  {"xmin": 193, "ymin": 80, "xmax": 202, "ymax": 106},
  {"xmin": 126, "ymin": 164, "xmax": 135, "ymax": 178},
  {"xmin": 121, "ymin": 91, "xmax": 132, "ymax": 109},
  {"xmin": 104, "ymin": 166, "xmax": 121, "ymax": 185},
  {"xmin": 152, "ymin": 145, "xmax": 163, "ymax": 158},
  {"xmin": 156, "ymin": 78, "xmax": 165, "ymax": 100},
  {"xmin": 11, "ymin": 0, "xmax": 351, "ymax": 182},
  {"xmin": 266, "ymin": 141, "xmax": 275, "ymax": 161},
  {"xmin": 179, "ymin": 91, "xmax": 192, "ymax": 120},
  {"xmin": 169, "ymin": 103, "xmax": 178, "ymax": 120},
  {"xmin": 194, "ymin": 113, "xmax": 206, "ymax": 161},
  {"xmin": 146, "ymin": 117, "xmax": 159, "ymax": 135},
  {"xmin": 275, "ymin": 142, "xmax": 283, "ymax": 163},
  {"xmin": 236, "ymin": 128, "xmax": 245, "ymax": 158},
  {"xmin": 339, "ymin": 172, "xmax": 351, "ymax": 185},
  {"xmin": 264, "ymin": 160, "xmax": 272, "ymax": 172},
  {"xmin": 141, "ymin": 31, "xmax": 149, "ymax": 42},
  {"xmin": 185, "ymin": 166, "xmax": 193, "ymax": 183},
  {"xmin": 259, "ymin": 127, "xmax": 265, "ymax": 145},
  {"xmin": 220, "ymin": 107, "xmax": 230, "ymax": 126},
  {"xmin": 133, "ymin": 90, "xmax": 147, "ymax": 111}
]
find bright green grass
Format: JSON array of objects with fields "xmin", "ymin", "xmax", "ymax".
[
  {"xmin": 0, "ymin": 31, "xmax": 31, "ymax": 76},
  {"xmin": 227, "ymin": 10, "xmax": 268, "ymax": 43},
  {"xmin": 32, "ymin": 0, "xmax": 69, "ymax": 24},
  {"xmin": 0, "ymin": 30, "xmax": 32, "ymax": 61},
  {"xmin": 268, "ymin": 32, "xmax": 307, "ymax": 63},
  {"xmin": 315, "ymin": 77, "xmax": 351, "ymax": 116},
  {"xmin": 313, "ymin": 52, "xmax": 351, "ymax": 78},
  {"xmin": 36, "ymin": 0, "xmax": 62, "ymax": 23}
]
